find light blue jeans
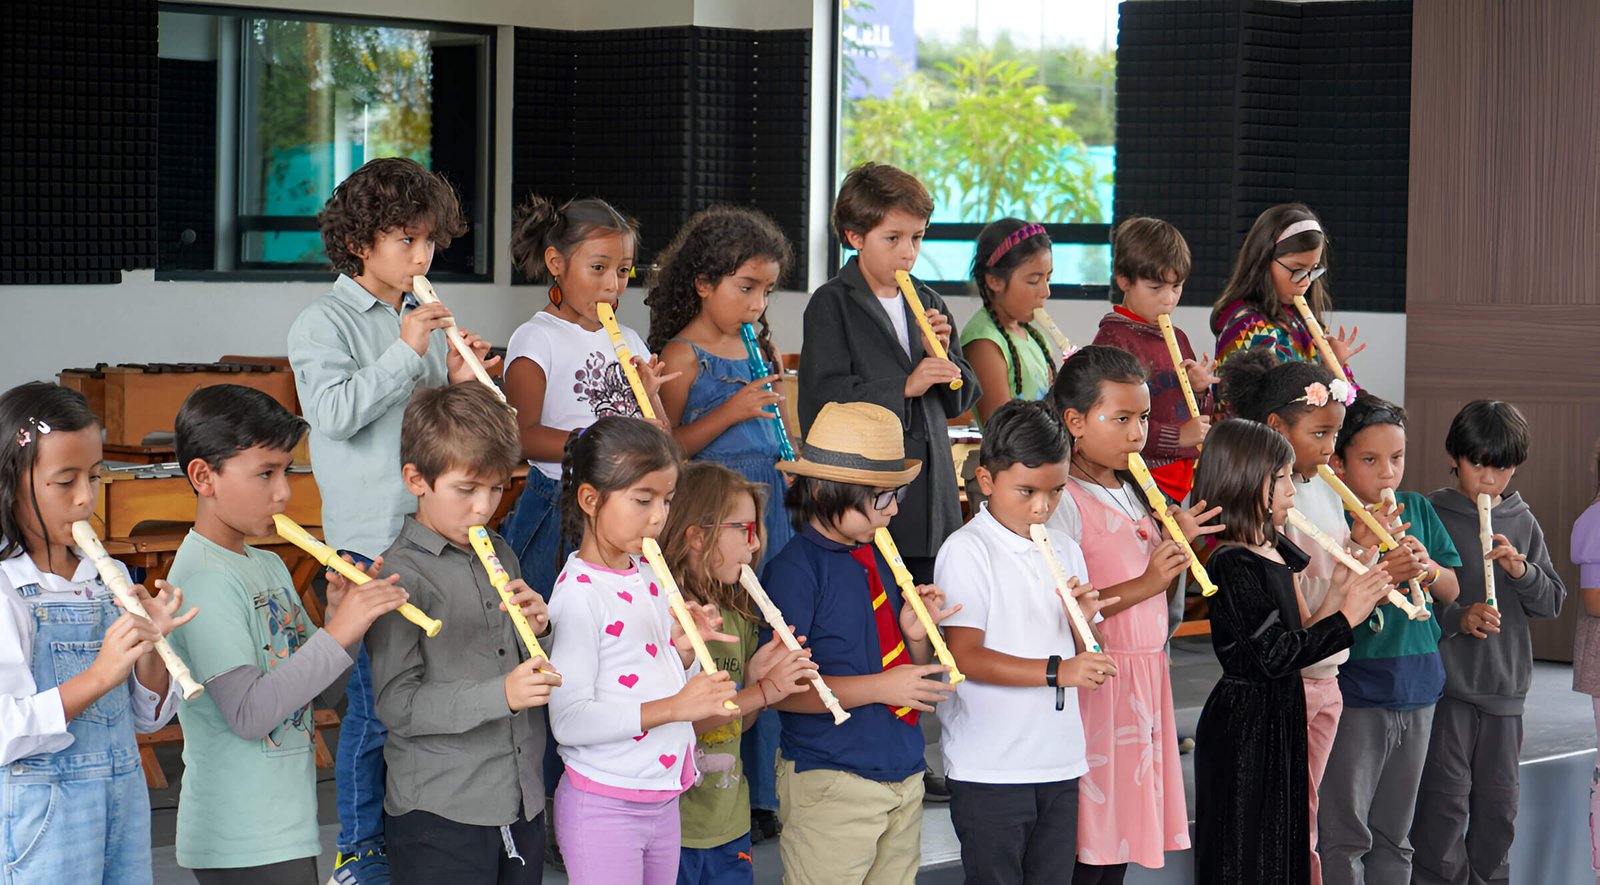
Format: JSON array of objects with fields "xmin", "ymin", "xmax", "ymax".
[{"xmin": 2, "ymin": 586, "xmax": 150, "ymax": 885}]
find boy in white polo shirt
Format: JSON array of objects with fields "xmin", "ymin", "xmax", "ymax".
[{"xmin": 934, "ymin": 399, "xmax": 1121, "ymax": 884}]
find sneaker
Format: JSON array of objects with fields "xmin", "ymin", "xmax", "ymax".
[
  {"xmin": 923, "ymin": 774, "xmax": 952, "ymax": 803},
  {"xmin": 329, "ymin": 847, "xmax": 391, "ymax": 885}
]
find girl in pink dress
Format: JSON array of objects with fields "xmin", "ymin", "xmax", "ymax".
[{"xmin": 1045, "ymin": 346, "xmax": 1221, "ymax": 884}]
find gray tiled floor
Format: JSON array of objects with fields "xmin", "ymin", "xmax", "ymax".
[{"xmin": 149, "ymin": 638, "xmax": 1595, "ymax": 884}]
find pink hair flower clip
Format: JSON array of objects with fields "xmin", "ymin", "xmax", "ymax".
[{"xmin": 1298, "ymin": 379, "xmax": 1358, "ymax": 409}]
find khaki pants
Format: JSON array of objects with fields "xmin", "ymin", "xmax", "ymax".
[{"xmin": 777, "ymin": 758, "xmax": 924, "ymax": 885}]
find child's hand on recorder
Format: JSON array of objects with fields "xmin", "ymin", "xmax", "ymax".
[
  {"xmin": 1178, "ymin": 415, "xmax": 1212, "ymax": 448},
  {"xmin": 925, "ymin": 308, "xmax": 953, "ymax": 350},
  {"xmin": 673, "ymin": 670, "xmax": 740, "ymax": 719},
  {"xmin": 498, "ymin": 579, "xmax": 550, "ymax": 635},
  {"xmin": 1141, "ymin": 540, "xmax": 1190, "ymax": 591},
  {"xmin": 400, "ymin": 302, "xmax": 452, "ymax": 356},
  {"xmin": 503, "ymin": 657, "xmax": 562, "ymax": 712},
  {"xmin": 1062, "ymin": 578, "xmax": 1120, "ymax": 622},
  {"xmin": 1460, "ymin": 603, "xmax": 1502, "ymax": 639},
  {"xmin": 131, "ymin": 579, "xmax": 199, "ymax": 637},
  {"xmin": 897, "ymin": 584, "xmax": 961, "ymax": 643},
  {"xmin": 904, "ymin": 357, "xmax": 963, "ymax": 397},
  {"xmin": 1169, "ymin": 500, "xmax": 1224, "ymax": 545},
  {"xmin": 747, "ymin": 634, "xmax": 818, "ymax": 701},
  {"xmin": 446, "ymin": 327, "xmax": 501, "ymax": 384},
  {"xmin": 876, "ymin": 663, "xmax": 954, "ymax": 712},
  {"xmin": 1485, "ymin": 534, "xmax": 1529, "ymax": 580},
  {"xmin": 1060, "ymin": 651, "xmax": 1118, "ymax": 690}
]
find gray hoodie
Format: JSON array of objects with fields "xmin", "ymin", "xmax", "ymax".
[{"xmin": 1428, "ymin": 488, "xmax": 1567, "ymax": 715}]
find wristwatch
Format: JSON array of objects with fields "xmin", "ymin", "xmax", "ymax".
[{"xmin": 1045, "ymin": 655, "xmax": 1065, "ymax": 710}]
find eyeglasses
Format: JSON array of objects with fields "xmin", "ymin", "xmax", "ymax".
[
  {"xmin": 871, "ymin": 485, "xmax": 910, "ymax": 511},
  {"xmin": 1274, "ymin": 259, "xmax": 1327, "ymax": 285},
  {"xmin": 703, "ymin": 521, "xmax": 759, "ymax": 545}
]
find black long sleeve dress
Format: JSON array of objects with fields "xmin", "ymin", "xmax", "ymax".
[{"xmin": 1194, "ymin": 538, "xmax": 1355, "ymax": 885}]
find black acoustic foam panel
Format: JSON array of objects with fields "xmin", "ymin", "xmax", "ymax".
[
  {"xmin": 1116, "ymin": 0, "xmax": 1411, "ymax": 313},
  {"xmin": 157, "ymin": 58, "xmax": 216, "ymax": 272},
  {"xmin": 1, "ymin": 0, "xmax": 159, "ymax": 284},
  {"xmin": 513, "ymin": 26, "xmax": 811, "ymax": 285}
]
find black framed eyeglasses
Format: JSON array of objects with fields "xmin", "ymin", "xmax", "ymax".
[
  {"xmin": 871, "ymin": 485, "xmax": 910, "ymax": 511},
  {"xmin": 1274, "ymin": 258, "xmax": 1327, "ymax": 284},
  {"xmin": 703, "ymin": 521, "xmax": 759, "ymax": 545}
]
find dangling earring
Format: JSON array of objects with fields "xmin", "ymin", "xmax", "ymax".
[{"xmin": 549, "ymin": 281, "xmax": 564, "ymax": 307}]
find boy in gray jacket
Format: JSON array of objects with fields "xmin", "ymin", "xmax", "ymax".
[{"xmin": 1414, "ymin": 399, "xmax": 1566, "ymax": 885}]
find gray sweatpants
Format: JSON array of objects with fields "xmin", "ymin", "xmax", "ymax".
[
  {"xmin": 1316, "ymin": 703, "xmax": 1434, "ymax": 885},
  {"xmin": 1410, "ymin": 696, "xmax": 1523, "ymax": 885}
]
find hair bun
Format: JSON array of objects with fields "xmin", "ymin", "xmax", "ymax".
[
  {"xmin": 1217, "ymin": 348, "xmax": 1277, "ymax": 421},
  {"xmin": 510, "ymin": 195, "xmax": 564, "ymax": 282}
]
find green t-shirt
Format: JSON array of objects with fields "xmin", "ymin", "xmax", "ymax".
[
  {"xmin": 679, "ymin": 609, "xmax": 759, "ymax": 849},
  {"xmin": 1345, "ymin": 490, "xmax": 1463, "ymax": 662},
  {"xmin": 166, "ymin": 532, "xmax": 322, "ymax": 869},
  {"xmin": 959, "ymin": 307, "xmax": 1054, "ymax": 422}
]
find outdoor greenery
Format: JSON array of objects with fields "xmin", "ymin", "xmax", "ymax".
[{"xmin": 840, "ymin": 8, "xmax": 1114, "ymax": 225}]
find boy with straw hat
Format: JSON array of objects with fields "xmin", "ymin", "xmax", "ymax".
[{"xmin": 761, "ymin": 401, "xmax": 961, "ymax": 884}]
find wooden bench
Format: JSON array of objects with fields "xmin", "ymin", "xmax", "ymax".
[{"xmin": 137, "ymin": 708, "xmax": 341, "ymax": 790}]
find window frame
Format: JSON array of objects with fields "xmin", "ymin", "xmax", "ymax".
[{"xmin": 156, "ymin": 2, "xmax": 496, "ymax": 283}]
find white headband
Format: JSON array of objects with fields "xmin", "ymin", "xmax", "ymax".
[{"xmin": 1276, "ymin": 219, "xmax": 1323, "ymax": 243}]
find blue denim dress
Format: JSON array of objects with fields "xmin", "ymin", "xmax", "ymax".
[
  {"xmin": 679, "ymin": 342, "xmax": 793, "ymax": 813},
  {"xmin": 2, "ymin": 584, "xmax": 151, "ymax": 885}
]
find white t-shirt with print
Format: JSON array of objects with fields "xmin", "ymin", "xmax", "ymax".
[
  {"xmin": 934, "ymin": 505, "xmax": 1094, "ymax": 784},
  {"xmin": 505, "ymin": 311, "xmax": 651, "ymax": 480}
]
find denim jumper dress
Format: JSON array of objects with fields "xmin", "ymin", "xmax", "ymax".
[
  {"xmin": 2, "ymin": 580, "xmax": 152, "ymax": 885},
  {"xmin": 677, "ymin": 341, "xmax": 795, "ymax": 814}
]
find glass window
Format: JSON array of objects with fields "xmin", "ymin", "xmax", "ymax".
[
  {"xmin": 837, "ymin": 0, "xmax": 1117, "ymax": 289},
  {"xmin": 157, "ymin": 7, "xmax": 493, "ymax": 278}
]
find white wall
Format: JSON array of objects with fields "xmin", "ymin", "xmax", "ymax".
[{"xmin": 1, "ymin": 0, "xmax": 1408, "ymax": 408}]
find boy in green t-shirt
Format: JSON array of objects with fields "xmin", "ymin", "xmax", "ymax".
[
  {"xmin": 166, "ymin": 385, "xmax": 410, "ymax": 884},
  {"xmin": 1318, "ymin": 392, "xmax": 1462, "ymax": 885}
]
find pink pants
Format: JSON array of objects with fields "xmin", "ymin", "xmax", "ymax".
[
  {"xmin": 554, "ymin": 777, "xmax": 681, "ymax": 885},
  {"xmin": 1304, "ymin": 675, "xmax": 1344, "ymax": 885}
]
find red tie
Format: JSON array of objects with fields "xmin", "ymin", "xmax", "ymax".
[{"xmin": 848, "ymin": 545, "xmax": 918, "ymax": 726}]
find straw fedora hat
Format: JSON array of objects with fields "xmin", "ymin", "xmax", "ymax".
[{"xmin": 777, "ymin": 401, "xmax": 922, "ymax": 486}]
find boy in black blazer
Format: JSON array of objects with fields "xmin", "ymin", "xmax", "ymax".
[{"xmin": 799, "ymin": 162, "xmax": 981, "ymax": 583}]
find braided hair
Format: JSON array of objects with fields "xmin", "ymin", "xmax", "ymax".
[{"xmin": 971, "ymin": 218, "xmax": 1056, "ymax": 396}]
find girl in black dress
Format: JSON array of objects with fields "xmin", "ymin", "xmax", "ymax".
[{"xmin": 1191, "ymin": 419, "xmax": 1394, "ymax": 884}]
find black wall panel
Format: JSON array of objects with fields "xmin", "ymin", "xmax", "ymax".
[
  {"xmin": 1116, "ymin": 0, "xmax": 1411, "ymax": 313},
  {"xmin": 157, "ymin": 58, "xmax": 216, "ymax": 273},
  {"xmin": 1, "ymin": 0, "xmax": 159, "ymax": 284},
  {"xmin": 513, "ymin": 26, "xmax": 811, "ymax": 285}
]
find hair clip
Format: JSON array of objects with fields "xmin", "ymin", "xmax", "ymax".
[{"xmin": 14, "ymin": 418, "xmax": 51, "ymax": 448}]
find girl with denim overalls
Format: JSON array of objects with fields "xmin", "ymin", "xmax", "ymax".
[
  {"xmin": 647, "ymin": 206, "xmax": 799, "ymax": 853},
  {"xmin": 0, "ymin": 383, "xmax": 196, "ymax": 885}
]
